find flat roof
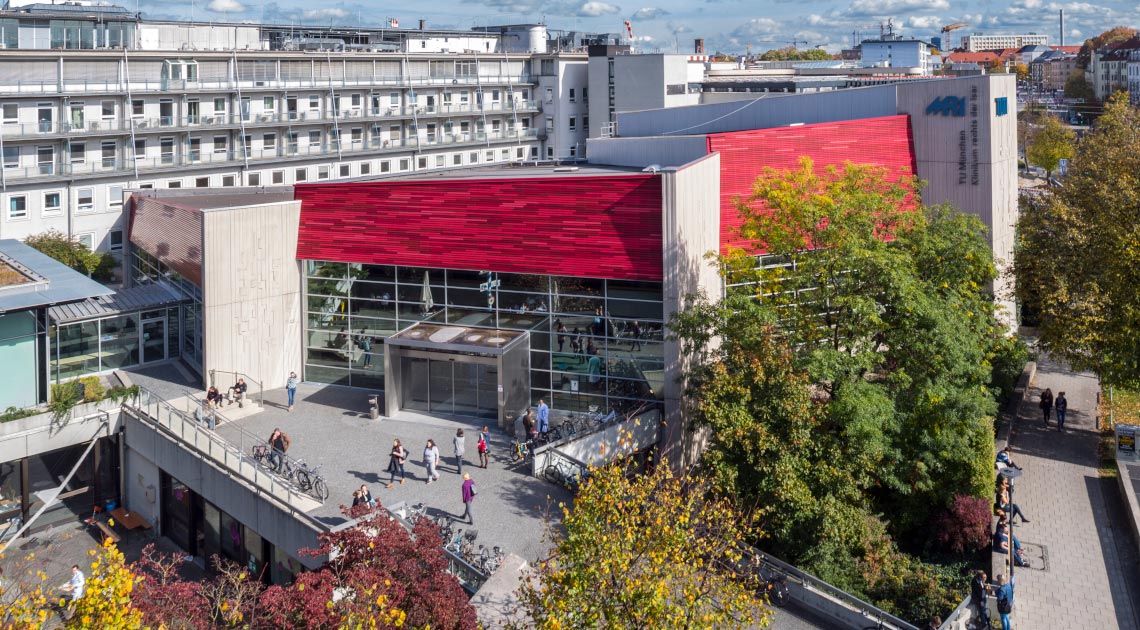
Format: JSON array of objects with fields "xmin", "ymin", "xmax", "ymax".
[
  {"xmin": 128, "ymin": 188, "xmax": 296, "ymax": 211},
  {"xmin": 367, "ymin": 162, "xmax": 648, "ymax": 183},
  {"xmin": 386, "ymin": 322, "xmax": 528, "ymax": 355},
  {"xmin": 48, "ymin": 283, "xmax": 186, "ymax": 324},
  {"xmin": 0, "ymin": 240, "xmax": 113, "ymax": 314}
]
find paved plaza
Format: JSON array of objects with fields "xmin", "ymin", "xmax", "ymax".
[{"xmin": 1006, "ymin": 356, "xmax": 1140, "ymax": 630}]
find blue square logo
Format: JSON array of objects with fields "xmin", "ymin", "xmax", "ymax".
[{"xmin": 995, "ymin": 97, "xmax": 1008, "ymax": 117}]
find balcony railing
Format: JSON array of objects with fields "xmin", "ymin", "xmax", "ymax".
[
  {"xmin": 0, "ymin": 101, "xmax": 539, "ymax": 140},
  {"xmin": 0, "ymin": 129, "xmax": 540, "ymax": 182},
  {"xmin": 0, "ymin": 75, "xmax": 535, "ymax": 96}
]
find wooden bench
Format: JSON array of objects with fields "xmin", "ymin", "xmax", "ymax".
[{"xmin": 92, "ymin": 520, "xmax": 122, "ymax": 544}]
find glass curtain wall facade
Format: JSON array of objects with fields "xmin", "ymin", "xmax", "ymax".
[
  {"xmin": 304, "ymin": 261, "xmax": 665, "ymax": 414},
  {"xmin": 131, "ymin": 248, "xmax": 203, "ymax": 373},
  {"xmin": 50, "ymin": 307, "xmax": 181, "ymax": 382}
]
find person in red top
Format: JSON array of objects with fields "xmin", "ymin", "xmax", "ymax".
[{"xmin": 460, "ymin": 473, "xmax": 476, "ymax": 524}]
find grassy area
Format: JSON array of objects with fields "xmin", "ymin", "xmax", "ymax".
[{"xmin": 1097, "ymin": 387, "xmax": 1140, "ymax": 478}]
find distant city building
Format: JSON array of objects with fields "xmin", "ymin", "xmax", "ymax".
[
  {"xmin": 961, "ymin": 33, "xmax": 1049, "ymax": 52},
  {"xmin": 1017, "ymin": 44, "xmax": 1052, "ymax": 66},
  {"xmin": 1087, "ymin": 37, "xmax": 1140, "ymax": 101},
  {"xmin": 859, "ymin": 37, "xmax": 934, "ymax": 75},
  {"xmin": 1030, "ymin": 50, "xmax": 1078, "ymax": 91},
  {"xmin": 1129, "ymin": 49, "xmax": 1140, "ymax": 105}
]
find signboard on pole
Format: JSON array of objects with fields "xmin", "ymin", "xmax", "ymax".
[
  {"xmin": 1118, "ymin": 424, "xmax": 1138, "ymax": 461},
  {"xmin": 1059, "ymin": 158, "xmax": 1068, "ymax": 176}
]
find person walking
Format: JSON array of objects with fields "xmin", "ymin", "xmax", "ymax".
[
  {"xmin": 970, "ymin": 570, "xmax": 991, "ymax": 624},
  {"xmin": 629, "ymin": 320, "xmax": 643, "ymax": 351},
  {"xmin": 1039, "ymin": 387, "xmax": 1053, "ymax": 427},
  {"xmin": 1055, "ymin": 391, "xmax": 1068, "ymax": 431},
  {"xmin": 286, "ymin": 371, "xmax": 298, "ymax": 412},
  {"xmin": 424, "ymin": 439, "xmax": 440, "ymax": 484},
  {"xmin": 453, "ymin": 429, "xmax": 466, "ymax": 475},
  {"xmin": 477, "ymin": 428, "xmax": 490, "ymax": 468},
  {"xmin": 268, "ymin": 428, "xmax": 290, "ymax": 472},
  {"xmin": 995, "ymin": 573, "xmax": 1014, "ymax": 630},
  {"xmin": 460, "ymin": 473, "xmax": 476, "ymax": 524},
  {"xmin": 57, "ymin": 564, "xmax": 85, "ymax": 619},
  {"xmin": 536, "ymin": 399, "xmax": 549, "ymax": 435},
  {"xmin": 385, "ymin": 439, "xmax": 407, "ymax": 487},
  {"xmin": 555, "ymin": 319, "xmax": 567, "ymax": 353}
]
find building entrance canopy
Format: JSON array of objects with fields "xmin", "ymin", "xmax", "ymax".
[{"xmin": 384, "ymin": 322, "xmax": 530, "ymax": 428}]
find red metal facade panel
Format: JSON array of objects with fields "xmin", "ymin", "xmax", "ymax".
[
  {"xmin": 295, "ymin": 175, "xmax": 664, "ymax": 281},
  {"xmin": 128, "ymin": 196, "xmax": 204, "ymax": 286},
  {"xmin": 708, "ymin": 115, "xmax": 917, "ymax": 253}
]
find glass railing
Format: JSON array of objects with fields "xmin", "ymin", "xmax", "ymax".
[
  {"xmin": 0, "ymin": 129, "xmax": 540, "ymax": 181},
  {"xmin": 0, "ymin": 101, "xmax": 539, "ymax": 139},
  {"xmin": 0, "ymin": 74, "xmax": 535, "ymax": 96}
]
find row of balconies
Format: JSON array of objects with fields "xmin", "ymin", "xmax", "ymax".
[
  {"xmin": 0, "ymin": 75, "xmax": 536, "ymax": 97},
  {"xmin": 0, "ymin": 129, "xmax": 541, "ymax": 182},
  {"xmin": 0, "ymin": 101, "xmax": 540, "ymax": 140}
]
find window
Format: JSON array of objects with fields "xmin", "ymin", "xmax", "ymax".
[
  {"xmin": 195, "ymin": 176, "xmax": 210, "ymax": 187},
  {"xmin": 517, "ymin": 147, "xmax": 525, "ymax": 158},
  {"xmin": 380, "ymin": 161, "xmax": 391, "ymax": 173},
  {"xmin": 167, "ymin": 180, "xmax": 182, "ymax": 188},
  {"xmin": 540, "ymin": 59, "xmax": 555, "ymax": 75},
  {"xmin": 132, "ymin": 99, "xmax": 144, "ymax": 117},
  {"xmin": 309, "ymin": 95, "xmax": 320, "ymax": 111},
  {"xmin": 583, "ymin": 114, "xmax": 589, "ymax": 129},
  {"xmin": 3, "ymin": 146, "xmax": 17, "ymax": 169},
  {"xmin": 570, "ymin": 145, "xmax": 577, "ymax": 157},
  {"xmin": 43, "ymin": 191, "xmax": 61, "ymax": 215},
  {"xmin": 109, "ymin": 185, "xmax": 124, "ymax": 207},
  {"xmin": 583, "ymin": 87, "xmax": 588, "ymax": 102},
  {"xmin": 213, "ymin": 98, "xmax": 226, "ymax": 114},
  {"xmin": 339, "ymin": 164, "xmax": 351, "ymax": 177},
  {"xmin": 485, "ymin": 150, "xmax": 493, "ymax": 162},
  {"xmin": 76, "ymin": 188, "xmax": 93, "ymax": 212},
  {"xmin": 569, "ymin": 116, "xmax": 576, "ymax": 131},
  {"xmin": 70, "ymin": 142, "xmax": 86, "ymax": 164},
  {"xmin": 101, "ymin": 141, "xmax": 116, "ymax": 168},
  {"xmin": 264, "ymin": 133, "xmax": 277, "ymax": 151},
  {"xmin": 101, "ymin": 100, "xmax": 115, "ymax": 120},
  {"xmin": 134, "ymin": 139, "xmax": 146, "ymax": 161},
  {"xmin": 399, "ymin": 158, "xmax": 410, "ymax": 170},
  {"xmin": 222, "ymin": 175, "xmax": 235, "ymax": 186},
  {"xmin": 359, "ymin": 162, "xmax": 371, "ymax": 175},
  {"xmin": 351, "ymin": 128, "xmax": 362, "ymax": 143},
  {"xmin": 7, "ymin": 195, "xmax": 27, "ymax": 220},
  {"xmin": 263, "ymin": 96, "xmax": 275, "ymax": 110},
  {"xmin": 389, "ymin": 92, "xmax": 399, "ymax": 106},
  {"xmin": 272, "ymin": 170, "xmax": 284, "ymax": 184},
  {"xmin": 435, "ymin": 155, "xmax": 444, "ymax": 167},
  {"xmin": 417, "ymin": 157, "xmax": 427, "ymax": 169},
  {"xmin": 569, "ymin": 88, "xmax": 576, "ymax": 102},
  {"xmin": 247, "ymin": 172, "xmax": 261, "ymax": 186},
  {"xmin": 469, "ymin": 151, "xmax": 478, "ymax": 163},
  {"xmin": 351, "ymin": 94, "xmax": 362, "ymax": 108},
  {"xmin": 160, "ymin": 138, "xmax": 174, "ymax": 164},
  {"xmin": 545, "ymin": 87, "xmax": 553, "ymax": 103},
  {"xmin": 138, "ymin": 182, "xmax": 153, "ymax": 189},
  {"xmin": 318, "ymin": 166, "xmax": 330, "ymax": 180},
  {"xmin": 77, "ymin": 232, "xmax": 95, "ymax": 251},
  {"xmin": 308, "ymin": 130, "xmax": 320, "ymax": 147},
  {"xmin": 109, "ymin": 230, "xmax": 124, "ymax": 253},
  {"xmin": 213, "ymin": 135, "xmax": 228, "ymax": 154},
  {"xmin": 1, "ymin": 103, "xmax": 16, "ymax": 124},
  {"xmin": 452, "ymin": 154, "xmax": 461, "ymax": 165},
  {"xmin": 295, "ymin": 168, "xmax": 307, "ymax": 182},
  {"xmin": 545, "ymin": 117, "xmax": 553, "ymax": 132}
]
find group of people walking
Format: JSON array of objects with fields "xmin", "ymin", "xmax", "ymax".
[
  {"xmin": 377, "ymin": 426, "xmax": 490, "ymax": 524},
  {"xmin": 1037, "ymin": 388, "xmax": 1068, "ymax": 431}
]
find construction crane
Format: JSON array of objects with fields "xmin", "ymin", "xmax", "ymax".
[{"xmin": 941, "ymin": 22, "xmax": 967, "ymax": 51}]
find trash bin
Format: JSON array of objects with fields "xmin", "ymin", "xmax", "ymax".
[{"xmin": 368, "ymin": 395, "xmax": 380, "ymax": 420}]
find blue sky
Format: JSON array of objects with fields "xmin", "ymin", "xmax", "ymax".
[{"xmin": 141, "ymin": 0, "xmax": 1140, "ymax": 54}]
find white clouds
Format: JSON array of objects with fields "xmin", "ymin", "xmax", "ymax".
[
  {"xmin": 732, "ymin": 17, "xmax": 781, "ymax": 39},
  {"xmin": 904, "ymin": 15, "xmax": 941, "ymax": 29},
  {"xmin": 848, "ymin": 0, "xmax": 948, "ymax": 17},
  {"xmin": 578, "ymin": 1, "xmax": 621, "ymax": 16},
  {"xmin": 304, "ymin": 8, "xmax": 348, "ymax": 19},
  {"xmin": 207, "ymin": 0, "xmax": 245, "ymax": 12},
  {"xmin": 632, "ymin": 6, "xmax": 668, "ymax": 19}
]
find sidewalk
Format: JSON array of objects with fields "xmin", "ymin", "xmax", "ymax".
[{"xmin": 1007, "ymin": 355, "xmax": 1140, "ymax": 630}]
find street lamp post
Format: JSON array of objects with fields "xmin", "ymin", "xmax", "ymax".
[{"xmin": 1000, "ymin": 466, "xmax": 1023, "ymax": 578}]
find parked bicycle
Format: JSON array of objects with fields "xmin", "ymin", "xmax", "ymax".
[
  {"xmin": 479, "ymin": 545, "xmax": 505, "ymax": 574},
  {"xmin": 292, "ymin": 460, "xmax": 329, "ymax": 501},
  {"xmin": 544, "ymin": 460, "xmax": 584, "ymax": 492},
  {"xmin": 510, "ymin": 438, "xmax": 535, "ymax": 462}
]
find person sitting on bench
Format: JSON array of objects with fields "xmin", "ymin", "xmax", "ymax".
[
  {"xmin": 228, "ymin": 378, "xmax": 248, "ymax": 407},
  {"xmin": 206, "ymin": 386, "xmax": 222, "ymax": 409}
]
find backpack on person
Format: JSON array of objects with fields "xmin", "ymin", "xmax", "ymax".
[{"xmin": 997, "ymin": 590, "xmax": 1012, "ymax": 614}]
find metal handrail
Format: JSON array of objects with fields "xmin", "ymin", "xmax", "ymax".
[
  {"xmin": 124, "ymin": 387, "xmax": 325, "ymax": 518},
  {"xmin": 742, "ymin": 548, "xmax": 920, "ymax": 630},
  {"xmin": 208, "ymin": 369, "xmax": 263, "ymax": 407}
]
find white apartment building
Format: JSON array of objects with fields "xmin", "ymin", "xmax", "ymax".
[
  {"xmin": 0, "ymin": 6, "xmax": 603, "ymax": 262},
  {"xmin": 1086, "ymin": 41, "xmax": 1139, "ymax": 102},
  {"xmin": 860, "ymin": 38, "xmax": 933, "ymax": 74},
  {"xmin": 587, "ymin": 47, "xmax": 704, "ymax": 137},
  {"xmin": 1129, "ymin": 49, "xmax": 1140, "ymax": 106},
  {"xmin": 961, "ymin": 34, "xmax": 1048, "ymax": 52}
]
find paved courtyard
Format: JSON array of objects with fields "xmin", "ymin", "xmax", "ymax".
[{"xmin": 1007, "ymin": 356, "xmax": 1140, "ymax": 630}]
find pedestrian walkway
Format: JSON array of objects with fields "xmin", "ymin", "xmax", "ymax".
[{"xmin": 1007, "ymin": 356, "xmax": 1140, "ymax": 630}]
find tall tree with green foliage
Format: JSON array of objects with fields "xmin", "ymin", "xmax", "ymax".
[
  {"xmin": 1064, "ymin": 71, "xmax": 1094, "ymax": 101},
  {"xmin": 671, "ymin": 159, "xmax": 1020, "ymax": 623},
  {"xmin": 1077, "ymin": 26, "xmax": 1138, "ymax": 69},
  {"xmin": 1016, "ymin": 92, "xmax": 1140, "ymax": 388},
  {"xmin": 1026, "ymin": 116, "xmax": 1075, "ymax": 179},
  {"xmin": 24, "ymin": 230, "xmax": 115, "ymax": 281}
]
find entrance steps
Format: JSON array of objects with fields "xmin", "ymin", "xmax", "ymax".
[{"xmin": 166, "ymin": 393, "xmax": 263, "ymax": 427}]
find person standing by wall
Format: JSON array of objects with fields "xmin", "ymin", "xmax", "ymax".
[
  {"xmin": 477, "ymin": 428, "xmax": 489, "ymax": 468},
  {"xmin": 453, "ymin": 429, "xmax": 466, "ymax": 475},
  {"xmin": 286, "ymin": 371, "xmax": 298, "ymax": 412},
  {"xmin": 1055, "ymin": 391, "xmax": 1068, "ymax": 431},
  {"xmin": 424, "ymin": 439, "xmax": 440, "ymax": 484},
  {"xmin": 385, "ymin": 439, "xmax": 407, "ymax": 488},
  {"xmin": 995, "ymin": 573, "xmax": 1014, "ymax": 630},
  {"xmin": 970, "ymin": 570, "xmax": 991, "ymax": 624},
  {"xmin": 536, "ymin": 399, "xmax": 549, "ymax": 435},
  {"xmin": 460, "ymin": 473, "xmax": 476, "ymax": 524}
]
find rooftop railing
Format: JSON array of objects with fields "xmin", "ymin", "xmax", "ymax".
[{"xmin": 0, "ymin": 74, "xmax": 535, "ymax": 96}]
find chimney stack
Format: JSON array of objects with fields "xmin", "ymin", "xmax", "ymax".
[
  {"xmin": 694, "ymin": 38, "xmax": 705, "ymax": 54},
  {"xmin": 419, "ymin": 19, "xmax": 426, "ymax": 30},
  {"xmin": 1060, "ymin": 10, "xmax": 1064, "ymax": 46}
]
